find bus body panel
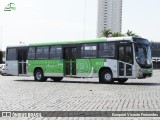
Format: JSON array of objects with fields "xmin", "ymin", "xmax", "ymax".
[
  {"xmin": 134, "ymin": 63, "xmax": 153, "ymax": 78},
  {"xmin": 6, "ymin": 61, "xmax": 18, "ymax": 75},
  {"xmin": 104, "ymin": 59, "xmax": 118, "ymax": 78},
  {"xmin": 27, "ymin": 59, "xmax": 64, "ymax": 77},
  {"xmin": 76, "ymin": 58, "xmax": 105, "ymax": 77}
]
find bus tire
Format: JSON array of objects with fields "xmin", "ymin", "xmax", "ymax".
[
  {"xmin": 51, "ymin": 77, "xmax": 63, "ymax": 82},
  {"xmin": 118, "ymin": 78, "xmax": 128, "ymax": 84},
  {"xmin": 100, "ymin": 70, "xmax": 114, "ymax": 84},
  {"xmin": 34, "ymin": 69, "xmax": 47, "ymax": 82}
]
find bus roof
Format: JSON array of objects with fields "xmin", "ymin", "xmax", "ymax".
[
  {"xmin": 29, "ymin": 37, "xmax": 134, "ymax": 46},
  {"xmin": 6, "ymin": 45, "xmax": 29, "ymax": 48}
]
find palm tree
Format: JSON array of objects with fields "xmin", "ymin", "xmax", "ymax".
[
  {"xmin": 126, "ymin": 30, "xmax": 141, "ymax": 37},
  {"xmin": 101, "ymin": 29, "xmax": 112, "ymax": 37},
  {"xmin": 111, "ymin": 32, "xmax": 124, "ymax": 37},
  {"xmin": 126, "ymin": 30, "xmax": 135, "ymax": 36},
  {"xmin": 133, "ymin": 35, "xmax": 141, "ymax": 38}
]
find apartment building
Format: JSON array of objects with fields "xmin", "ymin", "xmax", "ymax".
[{"xmin": 97, "ymin": 0, "xmax": 122, "ymax": 37}]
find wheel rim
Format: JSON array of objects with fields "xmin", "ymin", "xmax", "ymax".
[
  {"xmin": 104, "ymin": 73, "xmax": 111, "ymax": 81},
  {"xmin": 36, "ymin": 72, "xmax": 42, "ymax": 80}
]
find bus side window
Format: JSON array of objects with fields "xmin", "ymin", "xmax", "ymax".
[
  {"xmin": 28, "ymin": 47, "xmax": 35, "ymax": 59},
  {"xmin": 50, "ymin": 46, "xmax": 62, "ymax": 59},
  {"xmin": 6, "ymin": 48, "xmax": 17, "ymax": 60},
  {"xmin": 99, "ymin": 43, "xmax": 115, "ymax": 58},
  {"xmin": 81, "ymin": 44, "xmax": 97, "ymax": 58},
  {"xmin": 36, "ymin": 46, "xmax": 49, "ymax": 59}
]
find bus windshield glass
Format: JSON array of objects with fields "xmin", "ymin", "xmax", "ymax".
[{"xmin": 134, "ymin": 38, "xmax": 152, "ymax": 68}]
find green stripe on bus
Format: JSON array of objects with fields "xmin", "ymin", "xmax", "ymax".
[{"xmin": 29, "ymin": 38, "xmax": 106, "ymax": 46}]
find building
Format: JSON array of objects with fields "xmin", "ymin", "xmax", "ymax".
[
  {"xmin": 151, "ymin": 42, "xmax": 160, "ymax": 69},
  {"xmin": 97, "ymin": 0, "xmax": 122, "ymax": 38}
]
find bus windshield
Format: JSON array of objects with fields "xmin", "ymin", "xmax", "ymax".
[{"xmin": 134, "ymin": 38, "xmax": 152, "ymax": 68}]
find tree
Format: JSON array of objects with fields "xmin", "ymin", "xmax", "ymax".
[
  {"xmin": 101, "ymin": 29, "xmax": 112, "ymax": 37},
  {"xmin": 126, "ymin": 30, "xmax": 141, "ymax": 37},
  {"xmin": 133, "ymin": 34, "xmax": 141, "ymax": 38},
  {"xmin": 101, "ymin": 29, "xmax": 141, "ymax": 38},
  {"xmin": 126, "ymin": 30, "xmax": 135, "ymax": 36},
  {"xmin": 111, "ymin": 32, "xmax": 124, "ymax": 37}
]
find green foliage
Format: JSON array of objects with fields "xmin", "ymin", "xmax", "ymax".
[
  {"xmin": 101, "ymin": 29, "xmax": 141, "ymax": 38},
  {"xmin": 126, "ymin": 30, "xmax": 141, "ymax": 37},
  {"xmin": 101, "ymin": 29, "xmax": 112, "ymax": 37},
  {"xmin": 111, "ymin": 32, "xmax": 124, "ymax": 37}
]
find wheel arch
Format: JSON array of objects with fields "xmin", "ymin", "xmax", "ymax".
[
  {"xmin": 99, "ymin": 67, "xmax": 112, "ymax": 78},
  {"xmin": 34, "ymin": 67, "xmax": 43, "ymax": 75}
]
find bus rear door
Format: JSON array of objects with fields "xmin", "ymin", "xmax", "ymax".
[
  {"xmin": 64, "ymin": 48, "xmax": 76, "ymax": 76},
  {"xmin": 17, "ymin": 48, "xmax": 28, "ymax": 76}
]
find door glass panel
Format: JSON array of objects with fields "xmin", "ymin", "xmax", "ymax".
[
  {"xmin": 72, "ymin": 62, "xmax": 76, "ymax": 75},
  {"xmin": 126, "ymin": 64, "xmax": 132, "ymax": 76},
  {"xmin": 126, "ymin": 46, "xmax": 133, "ymax": 64},
  {"xmin": 72, "ymin": 48, "xmax": 76, "ymax": 61},
  {"xmin": 118, "ymin": 45, "xmax": 133, "ymax": 77},
  {"xmin": 119, "ymin": 62, "xmax": 124, "ymax": 76},
  {"xmin": 119, "ymin": 46, "xmax": 125, "ymax": 62},
  {"xmin": 18, "ymin": 49, "xmax": 27, "ymax": 75},
  {"xmin": 65, "ymin": 49, "xmax": 70, "ymax": 60},
  {"xmin": 66, "ymin": 62, "xmax": 70, "ymax": 75},
  {"xmin": 64, "ymin": 48, "xmax": 77, "ymax": 75}
]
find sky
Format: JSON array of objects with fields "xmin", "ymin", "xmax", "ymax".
[{"xmin": 0, "ymin": 0, "xmax": 160, "ymax": 50}]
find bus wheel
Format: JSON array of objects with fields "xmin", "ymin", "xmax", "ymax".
[
  {"xmin": 100, "ymin": 70, "xmax": 114, "ymax": 84},
  {"xmin": 34, "ymin": 69, "xmax": 47, "ymax": 82},
  {"xmin": 118, "ymin": 78, "xmax": 128, "ymax": 84},
  {"xmin": 51, "ymin": 77, "xmax": 63, "ymax": 82}
]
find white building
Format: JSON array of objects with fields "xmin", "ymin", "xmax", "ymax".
[{"xmin": 97, "ymin": 0, "xmax": 122, "ymax": 38}]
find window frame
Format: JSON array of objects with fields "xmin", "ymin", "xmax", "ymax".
[
  {"xmin": 81, "ymin": 43, "xmax": 97, "ymax": 58},
  {"xmin": 6, "ymin": 48, "xmax": 17, "ymax": 60},
  {"xmin": 98, "ymin": 42, "xmax": 116, "ymax": 58},
  {"xmin": 28, "ymin": 47, "xmax": 36, "ymax": 60},
  {"xmin": 49, "ymin": 45, "xmax": 62, "ymax": 59},
  {"xmin": 36, "ymin": 46, "xmax": 49, "ymax": 60}
]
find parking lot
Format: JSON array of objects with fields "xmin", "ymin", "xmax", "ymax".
[{"xmin": 0, "ymin": 70, "xmax": 160, "ymax": 120}]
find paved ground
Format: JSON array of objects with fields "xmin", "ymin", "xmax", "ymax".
[{"xmin": 0, "ymin": 70, "xmax": 160, "ymax": 120}]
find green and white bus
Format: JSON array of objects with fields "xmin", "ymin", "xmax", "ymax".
[{"xmin": 5, "ymin": 37, "xmax": 153, "ymax": 83}]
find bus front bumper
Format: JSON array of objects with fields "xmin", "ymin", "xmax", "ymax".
[{"xmin": 137, "ymin": 68, "xmax": 153, "ymax": 79}]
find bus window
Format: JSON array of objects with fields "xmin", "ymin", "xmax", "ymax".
[
  {"xmin": 6, "ymin": 48, "xmax": 17, "ymax": 60},
  {"xmin": 50, "ymin": 46, "xmax": 62, "ymax": 59},
  {"xmin": 81, "ymin": 44, "xmax": 97, "ymax": 58},
  {"xmin": 36, "ymin": 46, "xmax": 49, "ymax": 59},
  {"xmin": 28, "ymin": 47, "xmax": 36, "ymax": 59},
  {"xmin": 99, "ymin": 43, "xmax": 115, "ymax": 58}
]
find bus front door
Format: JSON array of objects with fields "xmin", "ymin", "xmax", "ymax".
[
  {"xmin": 64, "ymin": 48, "xmax": 76, "ymax": 76},
  {"xmin": 17, "ymin": 48, "xmax": 28, "ymax": 76},
  {"xmin": 118, "ymin": 45, "xmax": 133, "ymax": 78}
]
